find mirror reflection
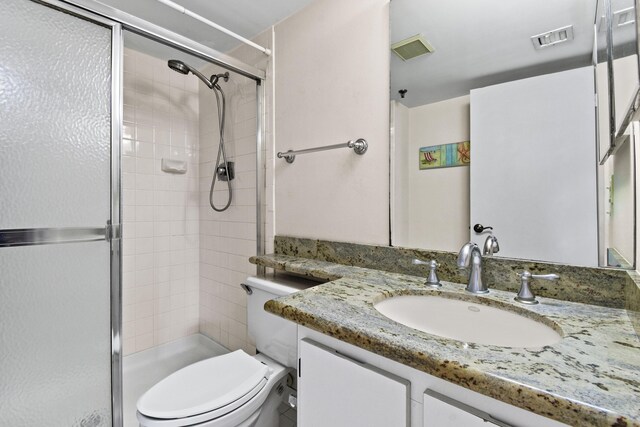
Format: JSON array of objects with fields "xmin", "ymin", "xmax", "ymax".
[{"xmin": 390, "ymin": 0, "xmax": 637, "ymax": 268}]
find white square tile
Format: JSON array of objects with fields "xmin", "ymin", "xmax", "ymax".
[
  {"xmin": 135, "ymin": 190, "xmax": 154, "ymax": 206},
  {"xmin": 135, "ymin": 317, "xmax": 154, "ymax": 336},
  {"xmin": 136, "ymin": 221, "xmax": 154, "ymax": 238},
  {"xmin": 169, "ymin": 70, "xmax": 186, "ymax": 90},
  {"xmin": 135, "ymin": 268, "xmax": 154, "ymax": 287},
  {"xmin": 135, "ymin": 333, "xmax": 154, "ymax": 352},
  {"xmin": 136, "ymin": 108, "xmax": 154, "ymax": 125},
  {"xmin": 136, "ymin": 156, "xmax": 156, "ymax": 175},
  {"xmin": 135, "ymin": 301, "xmax": 154, "ymax": 319},
  {"xmin": 155, "ymin": 281, "xmax": 172, "ymax": 299},
  {"xmin": 136, "ymin": 141, "xmax": 155, "ymax": 159},
  {"xmin": 135, "ymin": 206, "xmax": 154, "ymax": 222},
  {"xmin": 154, "ymin": 125, "xmax": 171, "ymax": 143},
  {"xmin": 135, "ymin": 174, "xmax": 154, "ymax": 191},
  {"xmin": 137, "ymin": 125, "xmax": 154, "ymax": 142},
  {"xmin": 135, "ymin": 286, "xmax": 154, "ymax": 306},
  {"xmin": 124, "ymin": 105, "xmax": 135, "ymax": 122},
  {"xmin": 135, "ymin": 254, "xmax": 154, "ymax": 270}
]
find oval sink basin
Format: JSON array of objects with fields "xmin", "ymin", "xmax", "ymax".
[{"xmin": 374, "ymin": 295, "xmax": 562, "ymax": 348}]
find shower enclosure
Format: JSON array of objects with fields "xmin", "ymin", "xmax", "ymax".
[{"xmin": 1, "ymin": 0, "xmax": 266, "ymax": 425}]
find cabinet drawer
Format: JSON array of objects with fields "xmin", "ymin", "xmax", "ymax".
[{"xmin": 424, "ymin": 389, "xmax": 511, "ymax": 427}]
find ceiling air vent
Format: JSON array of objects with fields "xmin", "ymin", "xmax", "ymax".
[
  {"xmin": 599, "ymin": 7, "xmax": 636, "ymax": 31},
  {"xmin": 391, "ymin": 34, "xmax": 434, "ymax": 61},
  {"xmin": 531, "ymin": 25, "xmax": 574, "ymax": 50}
]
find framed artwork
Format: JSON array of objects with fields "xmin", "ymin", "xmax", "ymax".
[{"xmin": 419, "ymin": 141, "xmax": 470, "ymax": 170}]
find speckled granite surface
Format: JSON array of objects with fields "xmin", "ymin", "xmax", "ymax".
[
  {"xmin": 251, "ymin": 253, "xmax": 640, "ymax": 427},
  {"xmin": 274, "ymin": 236, "xmax": 630, "ymax": 308},
  {"xmin": 627, "ymin": 271, "xmax": 640, "ymax": 339}
]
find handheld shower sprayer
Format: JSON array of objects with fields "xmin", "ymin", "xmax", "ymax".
[
  {"xmin": 167, "ymin": 59, "xmax": 233, "ymax": 212},
  {"xmin": 167, "ymin": 60, "xmax": 229, "ymax": 90}
]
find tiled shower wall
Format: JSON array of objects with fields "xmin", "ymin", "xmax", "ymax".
[
  {"xmin": 122, "ymin": 38, "xmax": 268, "ymax": 356},
  {"xmin": 121, "ymin": 48, "xmax": 200, "ymax": 355},
  {"xmin": 198, "ymin": 33, "xmax": 271, "ymax": 354}
]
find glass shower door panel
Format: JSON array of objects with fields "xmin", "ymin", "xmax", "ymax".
[
  {"xmin": 0, "ymin": 0, "xmax": 112, "ymax": 229},
  {"xmin": 0, "ymin": 243, "xmax": 111, "ymax": 426},
  {"xmin": 0, "ymin": 0, "xmax": 115, "ymax": 425}
]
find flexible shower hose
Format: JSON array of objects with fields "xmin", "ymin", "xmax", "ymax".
[{"xmin": 209, "ymin": 83, "xmax": 232, "ymax": 212}]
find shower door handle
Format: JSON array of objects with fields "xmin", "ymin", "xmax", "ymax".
[{"xmin": 0, "ymin": 224, "xmax": 113, "ymax": 248}]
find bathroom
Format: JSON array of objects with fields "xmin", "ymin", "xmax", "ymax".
[{"xmin": 1, "ymin": 0, "xmax": 639, "ymax": 426}]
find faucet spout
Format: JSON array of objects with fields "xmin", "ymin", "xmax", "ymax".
[
  {"xmin": 482, "ymin": 234, "xmax": 499, "ymax": 256},
  {"xmin": 457, "ymin": 242, "xmax": 489, "ymax": 294}
]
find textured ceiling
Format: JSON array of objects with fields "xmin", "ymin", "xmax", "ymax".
[{"xmin": 99, "ymin": 0, "xmax": 635, "ymax": 107}]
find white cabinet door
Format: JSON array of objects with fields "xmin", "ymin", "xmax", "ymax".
[
  {"xmin": 423, "ymin": 390, "xmax": 507, "ymax": 427},
  {"xmin": 299, "ymin": 338, "xmax": 410, "ymax": 427}
]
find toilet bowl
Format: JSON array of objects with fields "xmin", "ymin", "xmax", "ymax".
[{"xmin": 136, "ymin": 275, "xmax": 315, "ymax": 427}]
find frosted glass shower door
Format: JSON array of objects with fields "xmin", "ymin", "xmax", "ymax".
[{"xmin": 0, "ymin": 0, "xmax": 119, "ymax": 426}]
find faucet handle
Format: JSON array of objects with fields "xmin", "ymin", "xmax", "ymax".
[
  {"xmin": 530, "ymin": 273, "xmax": 560, "ymax": 281},
  {"xmin": 412, "ymin": 259, "xmax": 442, "ymax": 288},
  {"xmin": 515, "ymin": 271, "xmax": 559, "ymax": 305}
]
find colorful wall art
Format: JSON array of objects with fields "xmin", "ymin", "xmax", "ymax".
[{"xmin": 419, "ymin": 141, "xmax": 470, "ymax": 170}]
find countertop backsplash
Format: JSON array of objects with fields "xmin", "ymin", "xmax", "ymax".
[{"xmin": 274, "ymin": 236, "xmax": 635, "ymax": 311}]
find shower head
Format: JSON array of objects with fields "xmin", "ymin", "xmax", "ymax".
[
  {"xmin": 167, "ymin": 59, "xmax": 189, "ymax": 75},
  {"xmin": 167, "ymin": 59, "xmax": 214, "ymax": 89}
]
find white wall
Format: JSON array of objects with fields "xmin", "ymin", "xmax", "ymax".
[
  {"xmin": 273, "ymin": 0, "xmax": 390, "ymax": 245},
  {"xmin": 391, "ymin": 101, "xmax": 410, "ymax": 244},
  {"xmin": 392, "ymin": 96, "xmax": 470, "ymax": 252},
  {"xmin": 121, "ymin": 48, "xmax": 200, "ymax": 355}
]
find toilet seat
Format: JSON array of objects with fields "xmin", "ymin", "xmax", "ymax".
[{"xmin": 137, "ymin": 350, "xmax": 270, "ymax": 426}]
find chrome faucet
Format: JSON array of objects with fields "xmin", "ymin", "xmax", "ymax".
[
  {"xmin": 482, "ymin": 234, "xmax": 499, "ymax": 256},
  {"xmin": 457, "ymin": 242, "xmax": 488, "ymax": 294}
]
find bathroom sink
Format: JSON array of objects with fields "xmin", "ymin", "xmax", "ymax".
[{"xmin": 374, "ymin": 295, "xmax": 562, "ymax": 348}]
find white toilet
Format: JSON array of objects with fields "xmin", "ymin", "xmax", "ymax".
[{"xmin": 136, "ymin": 275, "xmax": 314, "ymax": 427}]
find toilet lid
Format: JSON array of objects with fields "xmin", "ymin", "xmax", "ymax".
[{"xmin": 137, "ymin": 350, "xmax": 270, "ymax": 420}]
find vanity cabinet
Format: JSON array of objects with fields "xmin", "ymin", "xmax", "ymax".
[
  {"xmin": 298, "ymin": 338, "xmax": 410, "ymax": 427},
  {"xmin": 297, "ymin": 326, "xmax": 568, "ymax": 427}
]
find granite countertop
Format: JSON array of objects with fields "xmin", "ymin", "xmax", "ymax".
[{"xmin": 251, "ymin": 254, "xmax": 640, "ymax": 427}]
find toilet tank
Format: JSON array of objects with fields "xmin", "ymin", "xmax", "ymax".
[{"xmin": 245, "ymin": 275, "xmax": 317, "ymax": 369}]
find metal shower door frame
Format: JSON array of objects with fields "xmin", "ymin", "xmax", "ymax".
[{"xmin": 31, "ymin": 0, "xmax": 268, "ymax": 424}]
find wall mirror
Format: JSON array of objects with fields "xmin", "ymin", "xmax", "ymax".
[{"xmin": 390, "ymin": 0, "xmax": 638, "ymax": 269}]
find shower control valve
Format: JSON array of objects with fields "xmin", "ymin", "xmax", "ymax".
[{"xmin": 216, "ymin": 161, "xmax": 235, "ymax": 181}]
